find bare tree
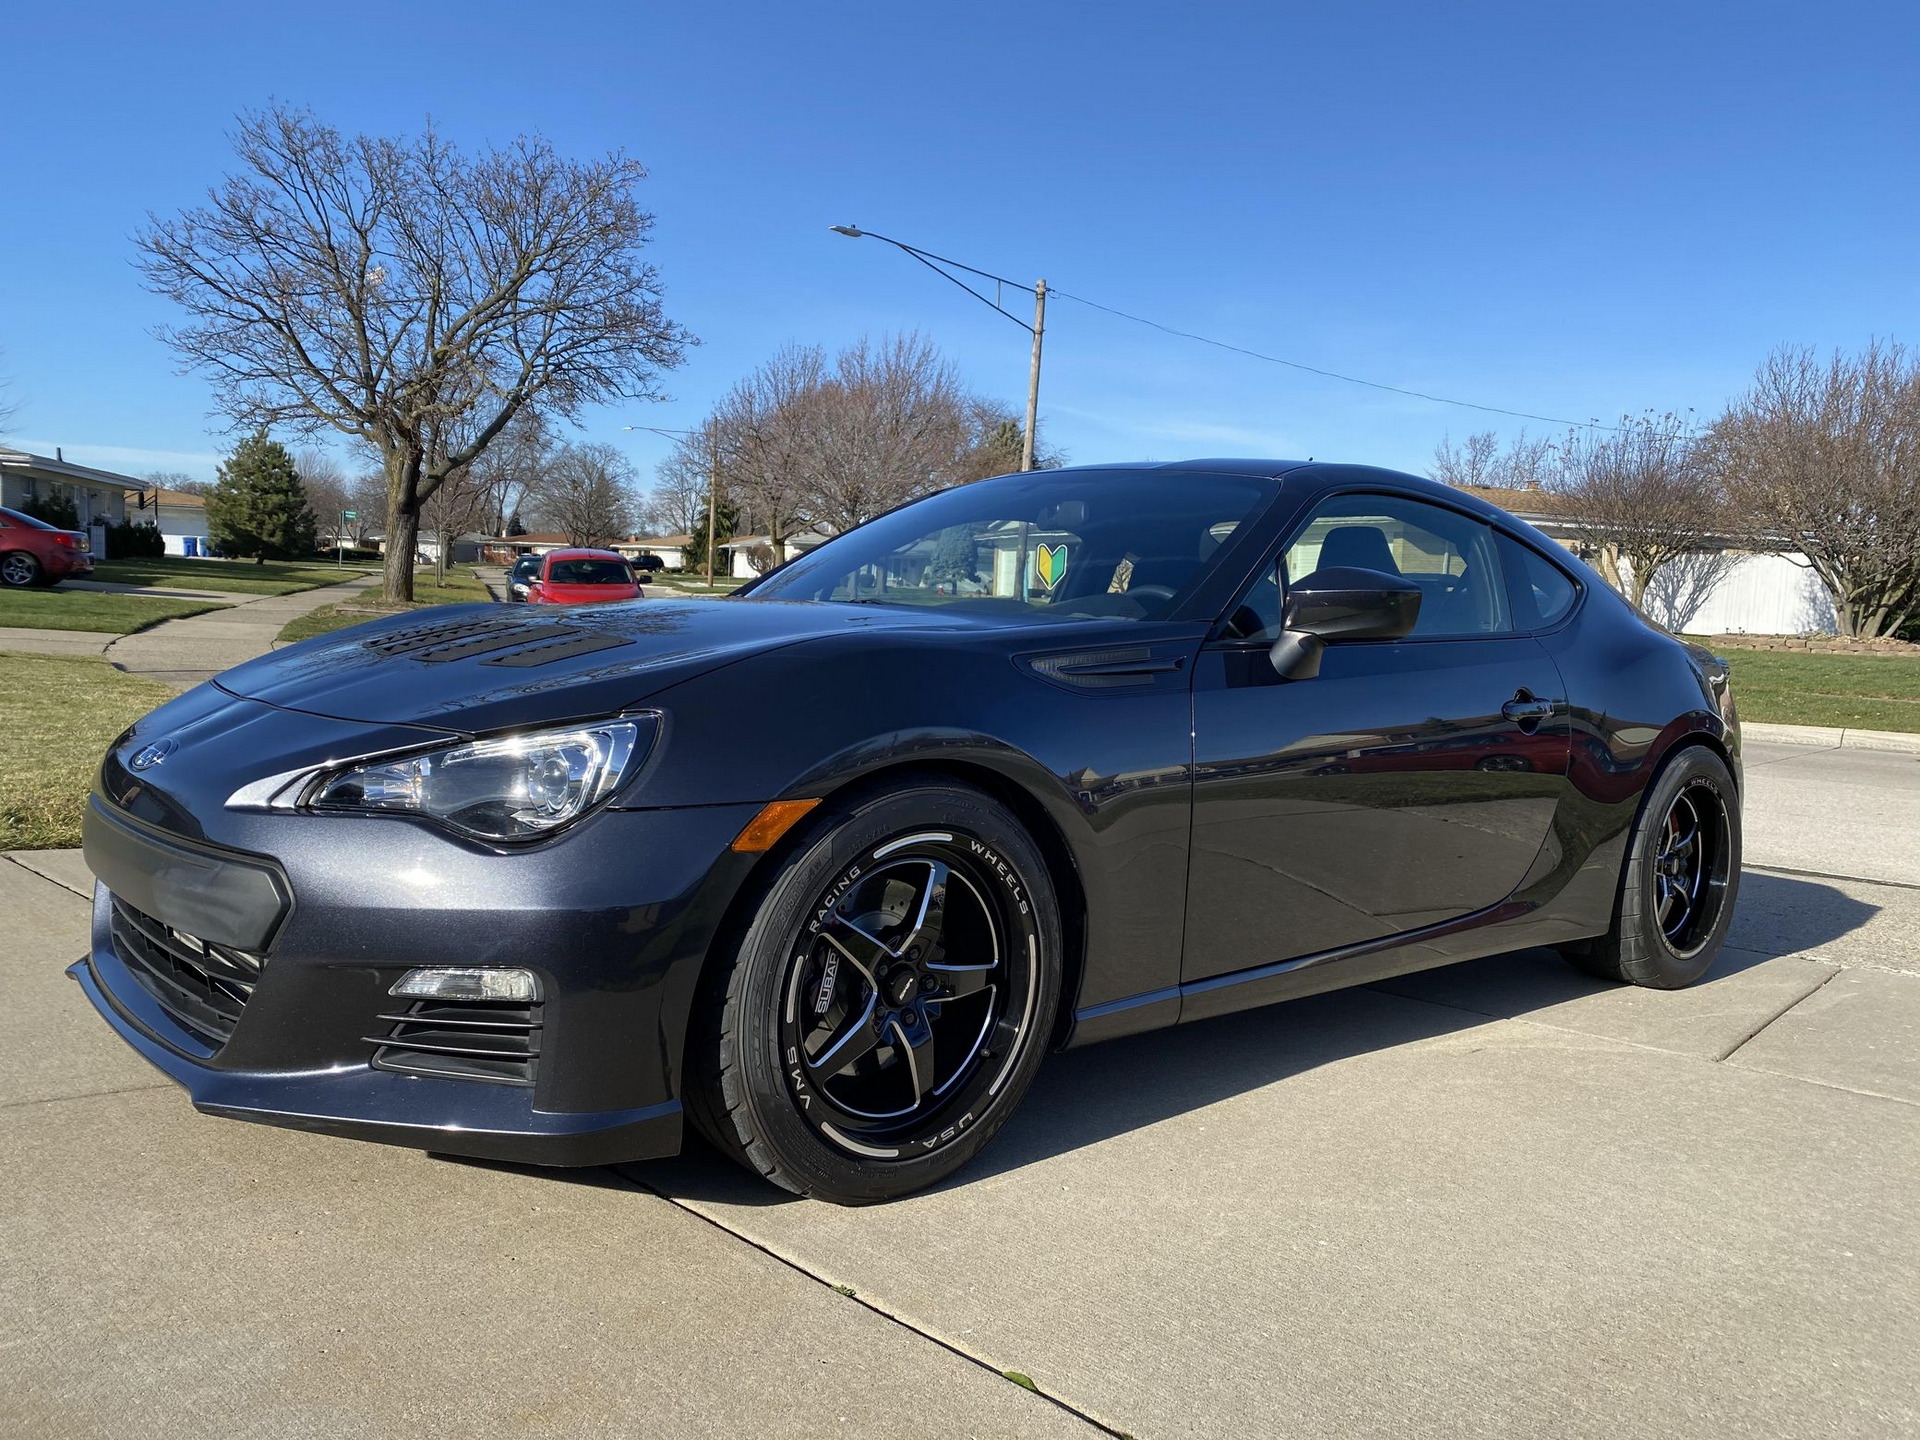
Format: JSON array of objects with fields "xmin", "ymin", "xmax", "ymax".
[
  {"xmin": 135, "ymin": 103, "xmax": 690, "ymax": 602},
  {"xmin": 293, "ymin": 449, "xmax": 352, "ymax": 549},
  {"xmin": 1705, "ymin": 342, "xmax": 1920, "ymax": 638},
  {"xmin": 527, "ymin": 442, "xmax": 637, "ymax": 546},
  {"xmin": 1431, "ymin": 429, "xmax": 1553, "ymax": 490},
  {"xmin": 712, "ymin": 344, "xmax": 827, "ymax": 557},
  {"xmin": 1548, "ymin": 412, "xmax": 1722, "ymax": 607},
  {"xmin": 641, "ymin": 443, "xmax": 710, "ymax": 539}
]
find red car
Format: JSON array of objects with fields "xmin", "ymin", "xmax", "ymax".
[
  {"xmin": 0, "ymin": 505, "xmax": 94, "ymax": 587},
  {"xmin": 524, "ymin": 548, "xmax": 642, "ymax": 605}
]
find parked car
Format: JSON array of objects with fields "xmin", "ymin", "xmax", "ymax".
[
  {"xmin": 522, "ymin": 549, "xmax": 641, "ymax": 605},
  {"xmin": 74, "ymin": 461, "xmax": 1742, "ymax": 1204},
  {"xmin": 625, "ymin": 550, "xmax": 664, "ymax": 579},
  {"xmin": 505, "ymin": 553, "xmax": 542, "ymax": 603},
  {"xmin": 0, "ymin": 505, "xmax": 94, "ymax": 587}
]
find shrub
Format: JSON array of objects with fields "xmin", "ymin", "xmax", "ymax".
[
  {"xmin": 20, "ymin": 493, "xmax": 81, "ymax": 529},
  {"xmin": 104, "ymin": 518, "xmax": 166, "ymax": 560}
]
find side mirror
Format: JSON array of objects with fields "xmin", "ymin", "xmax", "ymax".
[{"xmin": 1269, "ymin": 566, "xmax": 1423, "ymax": 680}]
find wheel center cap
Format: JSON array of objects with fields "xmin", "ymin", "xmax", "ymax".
[{"xmin": 886, "ymin": 968, "xmax": 921, "ymax": 1006}]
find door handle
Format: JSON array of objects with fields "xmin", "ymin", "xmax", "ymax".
[{"xmin": 1502, "ymin": 696, "xmax": 1559, "ymax": 725}]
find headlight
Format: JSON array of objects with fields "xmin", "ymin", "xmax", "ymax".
[{"xmin": 309, "ymin": 717, "xmax": 655, "ymax": 841}]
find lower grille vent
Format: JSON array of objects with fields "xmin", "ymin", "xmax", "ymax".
[
  {"xmin": 367, "ymin": 999, "xmax": 541, "ymax": 1086},
  {"xmin": 110, "ymin": 895, "xmax": 263, "ymax": 1046}
]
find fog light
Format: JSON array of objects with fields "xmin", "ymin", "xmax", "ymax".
[{"xmin": 390, "ymin": 967, "xmax": 540, "ymax": 1003}]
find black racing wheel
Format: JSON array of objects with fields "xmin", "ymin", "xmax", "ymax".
[
  {"xmin": 689, "ymin": 778, "xmax": 1062, "ymax": 1203},
  {"xmin": 1566, "ymin": 745, "xmax": 1740, "ymax": 989}
]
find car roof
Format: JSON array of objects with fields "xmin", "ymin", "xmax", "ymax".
[{"xmin": 542, "ymin": 548, "xmax": 624, "ymax": 561}]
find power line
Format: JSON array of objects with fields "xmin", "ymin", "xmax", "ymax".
[{"xmin": 1047, "ymin": 286, "xmax": 1618, "ymax": 433}]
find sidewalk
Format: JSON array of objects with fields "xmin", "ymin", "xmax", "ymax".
[{"xmin": 101, "ymin": 572, "xmax": 383, "ymax": 689}]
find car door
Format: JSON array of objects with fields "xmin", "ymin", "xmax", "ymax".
[{"xmin": 1183, "ymin": 491, "xmax": 1571, "ymax": 984}]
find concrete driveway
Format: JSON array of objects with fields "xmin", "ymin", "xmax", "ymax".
[{"xmin": 5, "ymin": 741, "xmax": 1916, "ymax": 1438}]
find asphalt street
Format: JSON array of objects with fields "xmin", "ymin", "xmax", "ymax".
[{"xmin": 4, "ymin": 739, "xmax": 1916, "ymax": 1438}]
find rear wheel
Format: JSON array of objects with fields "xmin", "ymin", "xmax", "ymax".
[
  {"xmin": 1567, "ymin": 746, "xmax": 1740, "ymax": 988},
  {"xmin": 1, "ymin": 551, "xmax": 41, "ymax": 588},
  {"xmin": 689, "ymin": 780, "xmax": 1061, "ymax": 1203}
]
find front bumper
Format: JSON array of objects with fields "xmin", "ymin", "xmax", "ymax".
[{"xmin": 72, "ymin": 793, "xmax": 766, "ymax": 1167}]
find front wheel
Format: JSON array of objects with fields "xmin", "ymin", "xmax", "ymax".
[
  {"xmin": 1567, "ymin": 745, "xmax": 1741, "ymax": 988},
  {"xmin": 689, "ymin": 779, "xmax": 1062, "ymax": 1203}
]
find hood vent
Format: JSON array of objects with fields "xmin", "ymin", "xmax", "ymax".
[{"xmin": 362, "ymin": 616, "xmax": 631, "ymax": 668}]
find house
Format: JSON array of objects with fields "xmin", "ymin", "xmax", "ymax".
[
  {"xmin": 0, "ymin": 448, "xmax": 143, "ymax": 540},
  {"xmin": 715, "ymin": 532, "xmax": 831, "ymax": 579},
  {"xmin": 1447, "ymin": 482, "xmax": 1837, "ymax": 636},
  {"xmin": 128, "ymin": 486, "xmax": 210, "ymax": 557},
  {"xmin": 614, "ymin": 535, "xmax": 693, "ymax": 568}
]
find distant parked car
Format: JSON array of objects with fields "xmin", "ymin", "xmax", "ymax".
[
  {"xmin": 0, "ymin": 505, "xmax": 94, "ymax": 587},
  {"xmin": 625, "ymin": 550, "xmax": 664, "ymax": 578},
  {"xmin": 524, "ymin": 549, "xmax": 641, "ymax": 605},
  {"xmin": 506, "ymin": 553, "xmax": 542, "ymax": 602}
]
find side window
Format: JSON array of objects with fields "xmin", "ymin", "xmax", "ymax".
[
  {"xmin": 1281, "ymin": 494, "xmax": 1511, "ymax": 639},
  {"xmin": 1497, "ymin": 532, "xmax": 1580, "ymax": 629}
]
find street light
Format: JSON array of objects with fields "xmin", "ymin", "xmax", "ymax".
[
  {"xmin": 625, "ymin": 423, "xmax": 725, "ymax": 589},
  {"xmin": 829, "ymin": 226, "xmax": 1047, "ymax": 472}
]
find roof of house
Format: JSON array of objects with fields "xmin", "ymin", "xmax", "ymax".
[
  {"xmin": 0, "ymin": 449, "xmax": 147, "ymax": 492},
  {"xmin": 140, "ymin": 486, "xmax": 206, "ymax": 510},
  {"xmin": 1445, "ymin": 483, "xmax": 1572, "ymax": 520},
  {"xmin": 624, "ymin": 535, "xmax": 693, "ymax": 548}
]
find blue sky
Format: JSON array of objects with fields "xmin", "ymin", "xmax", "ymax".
[{"xmin": 2, "ymin": 1, "xmax": 1915, "ymax": 488}]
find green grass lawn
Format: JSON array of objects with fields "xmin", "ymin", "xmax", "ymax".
[
  {"xmin": 0, "ymin": 652, "xmax": 176, "ymax": 848},
  {"xmin": 0, "ymin": 587, "xmax": 227, "ymax": 634},
  {"xmin": 90, "ymin": 555, "xmax": 378, "ymax": 596},
  {"xmin": 277, "ymin": 570, "xmax": 495, "ymax": 644},
  {"xmin": 1721, "ymin": 650, "xmax": 1920, "ymax": 733}
]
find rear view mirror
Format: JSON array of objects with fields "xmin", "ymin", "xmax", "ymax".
[{"xmin": 1269, "ymin": 566, "xmax": 1422, "ymax": 680}]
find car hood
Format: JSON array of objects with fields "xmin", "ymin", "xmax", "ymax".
[{"xmin": 214, "ymin": 598, "xmax": 979, "ymax": 733}]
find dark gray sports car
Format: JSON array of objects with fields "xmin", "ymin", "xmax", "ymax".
[{"xmin": 74, "ymin": 461, "xmax": 1741, "ymax": 1202}]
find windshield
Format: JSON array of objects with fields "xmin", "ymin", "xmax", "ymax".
[
  {"xmin": 746, "ymin": 470, "xmax": 1275, "ymax": 622},
  {"xmin": 546, "ymin": 558, "xmax": 633, "ymax": 584}
]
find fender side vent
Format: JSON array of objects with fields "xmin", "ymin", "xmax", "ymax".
[{"xmin": 1022, "ymin": 646, "xmax": 1187, "ymax": 692}]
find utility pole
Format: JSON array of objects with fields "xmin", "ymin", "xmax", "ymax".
[
  {"xmin": 1023, "ymin": 279, "xmax": 1047, "ymax": 472},
  {"xmin": 706, "ymin": 427, "xmax": 720, "ymax": 590}
]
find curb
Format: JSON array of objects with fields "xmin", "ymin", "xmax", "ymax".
[{"xmin": 1744, "ymin": 721, "xmax": 1920, "ymax": 755}]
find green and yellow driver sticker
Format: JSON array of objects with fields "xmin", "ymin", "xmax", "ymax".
[{"xmin": 1034, "ymin": 543, "xmax": 1067, "ymax": 592}]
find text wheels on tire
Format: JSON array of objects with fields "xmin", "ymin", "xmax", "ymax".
[
  {"xmin": 1571, "ymin": 745, "xmax": 1741, "ymax": 989},
  {"xmin": 691, "ymin": 781, "xmax": 1062, "ymax": 1203}
]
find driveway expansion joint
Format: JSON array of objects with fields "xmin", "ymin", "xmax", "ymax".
[
  {"xmin": 617, "ymin": 1167, "xmax": 1129, "ymax": 1437},
  {"xmin": 1715, "ymin": 966, "xmax": 1842, "ymax": 1064}
]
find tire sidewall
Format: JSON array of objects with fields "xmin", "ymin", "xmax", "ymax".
[
  {"xmin": 729, "ymin": 783, "xmax": 1062, "ymax": 1200},
  {"xmin": 1631, "ymin": 748, "xmax": 1741, "ymax": 984},
  {"xmin": 1, "ymin": 552, "xmax": 41, "ymax": 588}
]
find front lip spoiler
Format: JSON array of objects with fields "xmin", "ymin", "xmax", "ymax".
[{"xmin": 68, "ymin": 942, "xmax": 682, "ymax": 1169}]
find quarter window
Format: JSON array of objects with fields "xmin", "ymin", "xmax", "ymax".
[{"xmin": 1498, "ymin": 533, "xmax": 1580, "ymax": 629}]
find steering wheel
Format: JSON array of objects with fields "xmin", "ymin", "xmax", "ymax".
[{"xmin": 1124, "ymin": 584, "xmax": 1177, "ymax": 605}]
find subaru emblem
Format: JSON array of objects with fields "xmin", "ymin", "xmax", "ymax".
[{"xmin": 129, "ymin": 737, "xmax": 178, "ymax": 772}]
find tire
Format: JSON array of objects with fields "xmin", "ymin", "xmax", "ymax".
[
  {"xmin": 688, "ymin": 778, "xmax": 1062, "ymax": 1203},
  {"xmin": 0, "ymin": 551, "xmax": 41, "ymax": 588},
  {"xmin": 1567, "ymin": 745, "xmax": 1741, "ymax": 988}
]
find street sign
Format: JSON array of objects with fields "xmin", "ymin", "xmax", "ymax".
[{"xmin": 343, "ymin": 509, "xmax": 358, "ymax": 520}]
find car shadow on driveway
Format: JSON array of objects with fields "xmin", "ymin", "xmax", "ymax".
[{"xmin": 615, "ymin": 869, "xmax": 1877, "ymax": 1206}]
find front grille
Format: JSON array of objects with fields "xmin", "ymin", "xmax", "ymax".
[
  {"xmin": 366, "ymin": 1000, "xmax": 542, "ymax": 1087},
  {"xmin": 109, "ymin": 896, "xmax": 264, "ymax": 1046}
]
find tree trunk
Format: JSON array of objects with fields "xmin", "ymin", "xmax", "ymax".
[{"xmin": 381, "ymin": 444, "xmax": 423, "ymax": 604}]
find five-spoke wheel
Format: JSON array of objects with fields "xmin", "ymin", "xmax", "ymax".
[
  {"xmin": 690, "ymin": 780, "xmax": 1060, "ymax": 1203},
  {"xmin": 1566, "ymin": 745, "xmax": 1740, "ymax": 988}
]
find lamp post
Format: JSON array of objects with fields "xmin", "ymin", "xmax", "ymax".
[
  {"xmin": 829, "ymin": 226, "xmax": 1046, "ymax": 472},
  {"xmin": 625, "ymin": 424, "xmax": 724, "ymax": 589}
]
